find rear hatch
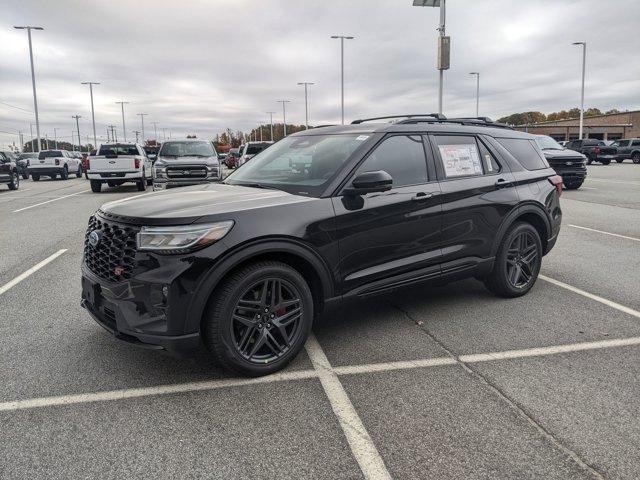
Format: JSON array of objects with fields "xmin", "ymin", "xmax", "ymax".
[{"xmin": 91, "ymin": 144, "xmax": 139, "ymax": 171}]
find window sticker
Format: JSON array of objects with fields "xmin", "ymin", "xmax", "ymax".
[
  {"xmin": 485, "ymin": 154, "xmax": 493, "ymax": 172},
  {"xmin": 355, "ymin": 135, "xmax": 370, "ymax": 141},
  {"xmin": 438, "ymin": 144, "xmax": 483, "ymax": 177}
]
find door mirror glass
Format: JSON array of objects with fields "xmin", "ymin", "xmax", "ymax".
[{"xmin": 345, "ymin": 170, "xmax": 393, "ymax": 195}]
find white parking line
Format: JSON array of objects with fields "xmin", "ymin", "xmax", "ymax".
[
  {"xmin": 568, "ymin": 224, "xmax": 640, "ymax": 242},
  {"xmin": 0, "ymin": 249, "xmax": 67, "ymax": 296},
  {"xmin": 12, "ymin": 189, "xmax": 90, "ymax": 213},
  {"xmin": 3, "ymin": 333, "xmax": 640, "ymax": 413},
  {"xmin": 539, "ymin": 274, "xmax": 640, "ymax": 319},
  {"xmin": 587, "ymin": 178, "xmax": 640, "ymax": 186},
  {"xmin": 305, "ymin": 335, "xmax": 392, "ymax": 480}
]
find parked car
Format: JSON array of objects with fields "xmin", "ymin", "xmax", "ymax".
[
  {"xmin": 0, "ymin": 151, "xmax": 21, "ymax": 190},
  {"xmin": 87, "ymin": 143, "xmax": 153, "ymax": 192},
  {"xmin": 564, "ymin": 139, "xmax": 616, "ymax": 165},
  {"xmin": 225, "ymin": 148, "xmax": 241, "ymax": 168},
  {"xmin": 28, "ymin": 149, "xmax": 82, "ymax": 180},
  {"xmin": 81, "ymin": 114, "xmax": 562, "ymax": 376},
  {"xmin": 17, "ymin": 152, "xmax": 38, "ymax": 179},
  {"xmin": 611, "ymin": 139, "xmax": 640, "ymax": 164},
  {"xmin": 153, "ymin": 139, "xmax": 221, "ymax": 191},
  {"xmin": 237, "ymin": 141, "xmax": 273, "ymax": 167},
  {"xmin": 534, "ymin": 135, "xmax": 586, "ymax": 189}
]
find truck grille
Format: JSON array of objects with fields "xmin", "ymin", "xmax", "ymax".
[
  {"xmin": 84, "ymin": 215, "xmax": 139, "ymax": 282},
  {"xmin": 166, "ymin": 166, "xmax": 209, "ymax": 179}
]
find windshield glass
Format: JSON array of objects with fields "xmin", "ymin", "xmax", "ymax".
[
  {"xmin": 225, "ymin": 134, "xmax": 366, "ymax": 197},
  {"xmin": 98, "ymin": 144, "xmax": 138, "ymax": 156},
  {"xmin": 38, "ymin": 150, "xmax": 64, "ymax": 159},
  {"xmin": 535, "ymin": 136, "xmax": 564, "ymax": 150},
  {"xmin": 159, "ymin": 141, "xmax": 214, "ymax": 157}
]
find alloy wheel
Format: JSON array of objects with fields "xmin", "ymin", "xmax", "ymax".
[
  {"xmin": 506, "ymin": 231, "xmax": 538, "ymax": 288},
  {"xmin": 231, "ymin": 278, "xmax": 303, "ymax": 364}
]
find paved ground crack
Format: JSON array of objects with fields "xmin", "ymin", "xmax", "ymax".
[{"xmin": 389, "ymin": 301, "xmax": 606, "ymax": 480}]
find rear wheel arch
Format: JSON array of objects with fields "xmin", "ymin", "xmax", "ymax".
[
  {"xmin": 187, "ymin": 240, "xmax": 334, "ymax": 333},
  {"xmin": 491, "ymin": 204, "xmax": 550, "ymax": 257}
]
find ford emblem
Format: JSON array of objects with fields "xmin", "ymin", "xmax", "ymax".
[
  {"xmin": 566, "ymin": 161, "xmax": 573, "ymax": 166},
  {"xmin": 88, "ymin": 230, "xmax": 103, "ymax": 247},
  {"xmin": 183, "ymin": 170, "xmax": 190, "ymax": 175}
]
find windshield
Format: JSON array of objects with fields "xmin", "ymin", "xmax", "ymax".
[
  {"xmin": 535, "ymin": 136, "xmax": 564, "ymax": 150},
  {"xmin": 225, "ymin": 134, "xmax": 366, "ymax": 197},
  {"xmin": 98, "ymin": 144, "xmax": 138, "ymax": 156},
  {"xmin": 38, "ymin": 150, "xmax": 64, "ymax": 159},
  {"xmin": 159, "ymin": 141, "xmax": 214, "ymax": 157}
]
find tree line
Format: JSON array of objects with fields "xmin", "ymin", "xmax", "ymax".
[{"xmin": 497, "ymin": 108, "xmax": 626, "ymax": 126}]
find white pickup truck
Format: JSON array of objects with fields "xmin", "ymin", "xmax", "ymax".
[
  {"xmin": 28, "ymin": 149, "xmax": 82, "ymax": 181},
  {"xmin": 87, "ymin": 143, "xmax": 153, "ymax": 193}
]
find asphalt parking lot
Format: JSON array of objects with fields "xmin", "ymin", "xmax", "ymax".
[{"xmin": 1, "ymin": 164, "xmax": 639, "ymax": 479}]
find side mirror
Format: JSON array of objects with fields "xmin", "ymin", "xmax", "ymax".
[
  {"xmin": 148, "ymin": 154, "xmax": 157, "ymax": 162},
  {"xmin": 344, "ymin": 170, "xmax": 393, "ymax": 196}
]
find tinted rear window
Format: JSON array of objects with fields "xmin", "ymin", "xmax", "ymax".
[
  {"xmin": 38, "ymin": 151, "xmax": 64, "ymax": 159},
  {"xmin": 98, "ymin": 144, "xmax": 138, "ymax": 156},
  {"xmin": 246, "ymin": 144, "xmax": 270, "ymax": 155},
  {"xmin": 497, "ymin": 138, "xmax": 548, "ymax": 170}
]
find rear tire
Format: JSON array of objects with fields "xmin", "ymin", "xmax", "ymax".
[
  {"xmin": 586, "ymin": 158, "xmax": 593, "ymax": 165},
  {"xmin": 632, "ymin": 153, "xmax": 640, "ymax": 164},
  {"xmin": 21, "ymin": 172, "xmax": 29, "ymax": 180},
  {"xmin": 202, "ymin": 261, "xmax": 313, "ymax": 377},
  {"xmin": 61, "ymin": 165, "xmax": 69, "ymax": 180},
  {"xmin": 76, "ymin": 165, "xmax": 82, "ymax": 178},
  {"xmin": 32, "ymin": 174, "xmax": 40, "ymax": 181},
  {"xmin": 484, "ymin": 222, "xmax": 542, "ymax": 298},
  {"xmin": 90, "ymin": 180, "xmax": 102, "ymax": 192},
  {"xmin": 8, "ymin": 171, "xmax": 19, "ymax": 190},
  {"xmin": 564, "ymin": 180, "xmax": 583, "ymax": 190},
  {"xmin": 600, "ymin": 159, "xmax": 611, "ymax": 165},
  {"xmin": 616, "ymin": 159, "xmax": 624, "ymax": 163}
]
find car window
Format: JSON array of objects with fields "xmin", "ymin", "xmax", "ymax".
[
  {"xmin": 496, "ymin": 138, "xmax": 548, "ymax": 170},
  {"xmin": 432, "ymin": 135, "xmax": 485, "ymax": 178},
  {"xmin": 477, "ymin": 139, "xmax": 501, "ymax": 174},
  {"xmin": 98, "ymin": 144, "xmax": 139, "ymax": 156},
  {"xmin": 354, "ymin": 135, "xmax": 428, "ymax": 187},
  {"xmin": 632, "ymin": 140, "xmax": 640, "ymax": 147}
]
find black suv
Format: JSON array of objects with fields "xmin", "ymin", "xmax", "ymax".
[
  {"xmin": 534, "ymin": 135, "xmax": 587, "ymax": 189},
  {"xmin": 81, "ymin": 115, "xmax": 563, "ymax": 376},
  {"xmin": 0, "ymin": 151, "xmax": 21, "ymax": 190}
]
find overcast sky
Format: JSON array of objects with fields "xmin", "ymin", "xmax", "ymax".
[{"xmin": 1, "ymin": 0, "xmax": 639, "ymax": 149}]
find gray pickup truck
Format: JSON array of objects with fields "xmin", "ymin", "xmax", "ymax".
[
  {"xmin": 611, "ymin": 139, "xmax": 640, "ymax": 164},
  {"xmin": 565, "ymin": 139, "xmax": 617, "ymax": 165},
  {"xmin": 152, "ymin": 139, "xmax": 221, "ymax": 190}
]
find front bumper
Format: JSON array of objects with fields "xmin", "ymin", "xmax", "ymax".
[
  {"xmin": 80, "ymin": 265, "xmax": 202, "ymax": 354},
  {"xmin": 153, "ymin": 177, "xmax": 220, "ymax": 190},
  {"xmin": 0, "ymin": 173, "xmax": 11, "ymax": 182}
]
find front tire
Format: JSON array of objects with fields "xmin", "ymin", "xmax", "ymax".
[
  {"xmin": 21, "ymin": 172, "xmax": 29, "ymax": 180},
  {"xmin": 484, "ymin": 222, "xmax": 542, "ymax": 298},
  {"xmin": 600, "ymin": 159, "xmax": 611, "ymax": 165},
  {"xmin": 90, "ymin": 180, "xmax": 102, "ymax": 192},
  {"xmin": 136, "ymin": 170, "xmax": 147, "ymax": 191},
  {"xmin": 202, "ymin": 261, "xmax": 313, "ymax": 377},
  {"xmin": 564, "ymin": 180, "xmax": 584, "ymax": 190},
  {"xmin": 8, "ymin": 171, "xmax": 19, "ymax": 190},
  {"xmin": 32, "ymin": 174, "xmax": 40, "ymax": 181},
  {"xmin": 76, "ymin": 165, "xmax": 82, "ymax": 178}
]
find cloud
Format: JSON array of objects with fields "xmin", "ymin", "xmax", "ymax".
[{"xmin": 1, "ymin": 0, "xmax": 639, "ymax": 148}]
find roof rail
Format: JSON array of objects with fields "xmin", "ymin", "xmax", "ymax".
[
  {"xmin": 351, "ymin": 113, "xmax": 446, "ymax": 124},
  {"xmin": 397, "ymin": 116, "xmax": 513, "ymax": 130}
]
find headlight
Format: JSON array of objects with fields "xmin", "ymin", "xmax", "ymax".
[
  {"xmin": 137, "ymin": 221, "xmax": 234, "ymax": 254},
  {"xmin": 154, "ymin": 165, "xmax": 167, "ymax": 178}
]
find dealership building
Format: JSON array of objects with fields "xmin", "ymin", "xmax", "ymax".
[{"xmin": 514, "ymin": 110, "xmax": 640, "ymax": 141}]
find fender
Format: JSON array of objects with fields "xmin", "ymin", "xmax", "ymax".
[
  {"xmin": 184, "ymin": 238, "xmax": 334, "ymax": 332},
  {"xmin": 490, "ymin": 202, "xmax": 551, "ymax": 257}
]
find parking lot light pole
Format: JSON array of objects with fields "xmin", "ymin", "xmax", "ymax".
[
  {"xmin": 572, "ymin": 42, "xmax": 587, "ymax": 140},
  {"xmin": 297, "ymin": 82, "xmax": 314, "ymax": 129},
  {"xmin": 277, "ymin": 100, "xmax": 290, "ymax": 137},
  {"xmin": 469, "ymin": 72, "xmax": 479, "ymax": 117},
  {"xmin": 137, "ymin": 113, "xmax": 148, "ymax": 145},
  {"xmin": 81, "ymin": 82, "xmax": 99, "ymax": 148},
  {"xmin": 29, "ymin": 123, "xmax": 34, "ymax": 152},
  {"xmin": 330, "ymin": 36, "xmax": 354, "ymax": 124},
  {"xmin": 266, "ymin": 112, "xmax": 275, "ymax": 141},
  {"xmin": 152, "ymin": 122, "xmax": 159, "ymax": 140},
  {"xmin": 14, "ymin": 26, "xmax": 43, "ymax": 152},
  {"xmin": 413, "ymin": 0, "xmax": 448, "ymax": 115},
  {"xmin": 72, "ymin": 115, "xmax": 81, "ymax": 151},
  {"xmin": 115, "ymin": 101, "xmax": 129, "ymax": 142},
  {"xmin": 54, "ymin": 127, "xmax": 58, "ymax": 149}
]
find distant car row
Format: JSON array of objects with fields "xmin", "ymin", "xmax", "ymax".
[{"xmin": 560, "ymin": 138, "xmax": 640, "ymax": 165}]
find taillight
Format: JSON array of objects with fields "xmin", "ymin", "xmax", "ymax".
[
  {"xmin": 86, "ymin": 158, "xmax": 90, "ymax": 170},
  {"xmin": 134, "ymin": 158, "xmax": 140, "ymax": 169},
  {"xmin": 55, "ymin": 159, "xmax": 60, "ymax": 165},
  {"xmin": 548, "ymin": 175, "xmax": 564, "ymax": 197},
  {"xmin": 594, "ymin": 147, "xmax": 601, "ymax": 154}
]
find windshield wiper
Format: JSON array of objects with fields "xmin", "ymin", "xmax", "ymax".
[
  {"xmin": 542, "ymin": 147, "xmax": 563, "ymax": 150},
  {"xmin": 235, "ymin": 182, "xmax": 279, "ymax": 190}
]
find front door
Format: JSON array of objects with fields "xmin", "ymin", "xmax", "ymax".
[{"xmin": 331, "ymin": 134, "xmax": 442, "ymax": 295}]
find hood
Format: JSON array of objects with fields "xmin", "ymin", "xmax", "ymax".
[
  {"xmin": 156, "ymin": 156, "xmax": 218, "ymax": 165},
  {"xmin": 99, "ymin": 183, "xmax": 316, "ymax": 225},
  {"xmin": 541, "ymin": 149, "xmax": 586, "ymax": 160}
]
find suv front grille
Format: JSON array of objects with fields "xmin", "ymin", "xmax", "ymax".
[
  {"xmin": 166, "ymin": 166, "xmax": 209, "ymax": 179},
  {"xmin": 84, "ymin": 215, "xmax": 139, "ymax": 282}
]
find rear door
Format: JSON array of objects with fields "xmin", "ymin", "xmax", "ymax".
[
  {"xmin": 332, "ymin": 134, "xmax": 442, "ymax": 295},
  {"xmin": 430, "ymin": 133, "xmax": 519, "ymax": 267}
]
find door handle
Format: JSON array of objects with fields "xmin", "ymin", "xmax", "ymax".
[
  {"xmin": 411, "ymin": 192, "xmax": 434, "ymax": 201},
  {"xmin": 495, "ymin": 178, "xmax": 512, "ymax": 188}
]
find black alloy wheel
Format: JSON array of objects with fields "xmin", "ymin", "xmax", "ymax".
[
  {"xmin": 633, "ymin": 153, "xmax": 640, "ymax": 164},
  {"xmin": 231, "ymin": 278, "xmax": 303, "ymax": 364},
  {"xmin": 202, "ymin": 261, "xmax": 313, "ymax": 376},
  {"xmin": 505, "ymin": 231, "xmax": 538, "ymax": 289},
  {"xmin": 483, "ymin": 222, "xmax": 542, "ymax": 298}
]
